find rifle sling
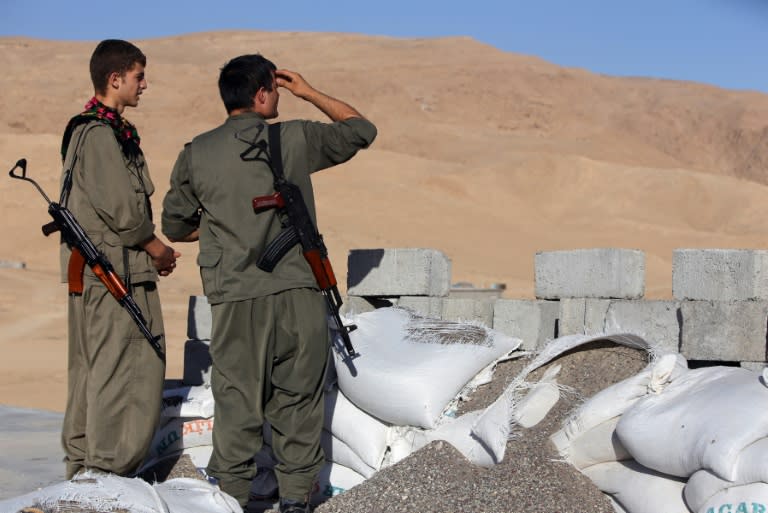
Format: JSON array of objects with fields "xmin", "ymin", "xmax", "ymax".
[
  {"xmin": 258, "ymin": 122, "xmax": 301, "ymax": 271},
  {"xmin": 267, "ymin": 122, "xmax": 285, "ymax": 181},
  {"xmin": 61, "ymin": 123, "xmax": 133, "ymax": 286}
]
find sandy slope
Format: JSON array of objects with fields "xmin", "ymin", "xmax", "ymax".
[{"xmin": 1, "ymin": 32, "xmax": 767, "ymax": 412}]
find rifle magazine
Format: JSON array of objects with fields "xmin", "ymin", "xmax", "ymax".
[{"xmin": 257, "ymin": 227, "xmax": 300, "ymax": 272}]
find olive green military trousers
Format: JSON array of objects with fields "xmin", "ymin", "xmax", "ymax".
[
  {"xmin": 62, "ymin": 281, "xmax": 165, "ymax": 478},
  {"xmin": 206, "ymin": 288, "xmax": 330, "ymax": 507}
]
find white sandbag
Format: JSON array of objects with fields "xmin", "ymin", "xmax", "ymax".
[
  {"xmin": 324, "ymin": 385, "xmax": 391, "ymax": 470},
  {"xmin": 516, "ymin": 333, "xmax": 658, "ymax": 380},
  {"xmin": 468, "ymin": 393, "xmax": 514, "ymax": 465},
  {"xmin": 155, "ymin": 477, "xmax": 241, "ymax": 513},
  {"xmin": 616, "ymin": 366, "xmax": 768, "ymax": 480},
  {"xmin": 385, "ymin": 358, "xmax": 549, "ymax": 467},
  {"xmin": 549, "ymin": 352, "xmax": 686, "ymax": 474},
  {"xmin": 444, "ymin": 351, "xmax": 523, "ymax": 417},
  {"xmin": 513, "ymin": 364, "xmax": 561, "ymax": 428},
  {"xmin": 697, "ymin": 482, "xmax": 768, "ymax": 513},
  {"xmin": 551, "ymin": 416, "xmax": 632, "ymax": 470},
  {"xmin": 684, "ymin": 469, "xmax": 734, "ymax": 512},
  {"xmin": 310, "ymin": 462, "xmax": 367, "ymax": 506},
  {"xmin": 0, "ymin": 470, "xmax": 169, "ymax": 513},
  {"xmin": 467, "ymin": 363, "xmax": 562, "ymax": 465},
  {"xmin": 321, "ymin": 430, "xmax": 377, "ymax": 478},
  {"xmin": 333, "ymin": 307, "xmax": 521, "ymax": 429},
  {"xmin": 388, "ymin": 409, "xmax": 501, "ymax": 468},
  {"xmin": 731, "ymin": 438, "xmax": 768, "ymax": 484},
  {"xmin": 161, "ymin": 385, "xmax": 216, "ymax": 419},
  {"xmin": 147, "ymin": 417, "xmax": 215, "ymax": 464},
  {"xmin": 562, "ymin": 352, "xmax": 687, "ymax": 442},
  {"xmin": 184, "ymin": 444, "xmax": 215, "ymax": 469},
  {"xmin": 581, "ymin": 460, "xmax": 689, "ymax": 513},
  {"xmin": 608, "ymin": 496, "xmax": 630, "ymax": 513},
  {"xmin": 686, "ymin": 437, "xmax": 768, "ymax": 512}
]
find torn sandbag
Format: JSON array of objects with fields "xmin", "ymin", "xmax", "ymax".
[{"xmin": 333, "ymin": 307, "xmax": 521, "ymax": 429}]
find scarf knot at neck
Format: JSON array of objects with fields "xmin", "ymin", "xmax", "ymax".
[{"xmin": 61, "ymin": 97, "xmax": 142, "ymax": 163}]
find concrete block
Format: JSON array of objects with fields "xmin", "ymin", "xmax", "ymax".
[
  {"xmin": 339, "ymin": 296, "xmax": 393, "ymax": 317},
  {"xmin": 187, "ymin": 295, "xmax": 212, "ymax": 340},
  {"xmin": 673, "ymin": 249, "xmax": 768, "ymax": 301},
  {"xmin": 603, "ymin": 300, "xmax": 680, "ymax": 354},
  {"xmin": 182, "ymin": 339, "xmax": 212, "ymax": 386},
  {"xmin": 493, "ymin": 299, "xmax": 559, "ymax": 351},
  {"xmin": 441, "ymin": 298, "xmax": 494, "ymax": 326},
  {"xmin": 679, "ymin": 300, "xmax": 768, "ymax": 361},
  {"xmin": 347, "ymin": 248, "xmax": 451, "ymax": 297},
  {"xmin": 535, "ymin": 248, "xmax": 645, "ymax": 299},
  {"xmin": 558, "ymin": 298, "xmax": 610, "ymax": 336},
  {"xmin": 397, "ymin": 296, "xmax": 444, "ymax": 319}
]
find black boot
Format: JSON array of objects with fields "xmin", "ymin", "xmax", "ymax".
[{"xmin": 278, "ymin": 498, "xmax": 310, "ymax": 513}]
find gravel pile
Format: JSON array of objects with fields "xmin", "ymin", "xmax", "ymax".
[{"xmin": 314, "ymin": 341, "xmax": 649, "ymax": 513}]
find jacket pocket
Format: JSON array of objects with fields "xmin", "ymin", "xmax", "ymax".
[{"xmin": 197, "ymin": 250, "xmax": 222, "ymax": 298}]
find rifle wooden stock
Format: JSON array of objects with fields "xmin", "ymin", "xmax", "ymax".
[
  {"xmin": 303, "ymin": 249, "xmax": 336, "ymax": 291},
  {"xmin": 68, "ymin": 249, "xmax": 130, "ymax": 300}
]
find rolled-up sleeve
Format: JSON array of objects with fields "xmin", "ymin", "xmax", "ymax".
[
  {"xmin": 302, "ymin": 117, "xmax": 377, "ymax": 172},
  {"xmin": 162, "ymin": 145, "xmax": 201, "ymax": 240},
  {"xmin": 81, "ymin": 126, "xmax": 155, "ymax": 247}
]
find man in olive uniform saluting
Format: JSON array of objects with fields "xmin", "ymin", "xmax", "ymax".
[
  {"xmin": 161, "ymin": 54, "xmax": 376, "ymax": 512},
  {"xmin": 59, "ymin": 39, "xmax": 179, "ymax": 478}
]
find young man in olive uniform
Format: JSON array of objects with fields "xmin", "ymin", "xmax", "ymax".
[
  {"xmin": 161, "ymin": 54, "xmax": 376, "ymax": 512},
  {"xmin": 60, "ymin": 39, "xmax": 179, "ymax": 478}
]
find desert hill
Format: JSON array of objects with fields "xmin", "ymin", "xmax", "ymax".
[{"xmin": 1, "ymin": 31, "xmax": 767, "ymax": 411}]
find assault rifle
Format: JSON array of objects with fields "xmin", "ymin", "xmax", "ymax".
[
  {"xmin": 8, "ymin": 158, "xmax": 165, "ymax": 361},
  {"xmin": 248, "ymin": 124, "xmax": 359, "ymax": 362}
]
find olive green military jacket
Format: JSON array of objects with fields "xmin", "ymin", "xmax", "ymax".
[
  {"xmin": 59, "ymin": 121, "xmax": 158, "ymax": 284},
  {"xmin": 161, "ymin": 112, "xmax": 377, "ymax": 304}
]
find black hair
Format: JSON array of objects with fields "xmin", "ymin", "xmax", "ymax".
[
  {"xmin": 90, "ymin": 39, "xmax": 146, "ymax": 95},
  {"xmin": 218, "ymin": 54, "xmax": 277, "ymax": 113}
]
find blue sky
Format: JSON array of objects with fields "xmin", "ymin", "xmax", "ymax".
[{"xmin": 3, "ymin": 0, "xmax": 767, "ymax": 93}]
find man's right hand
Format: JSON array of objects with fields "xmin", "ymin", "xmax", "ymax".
[
  {"xmin": 276, "ymin": 68, "xmax": 363, "ymax": 122},
  {"xmin": 275, "ymin": 69, "xmax": 313, "ymax": 100}
]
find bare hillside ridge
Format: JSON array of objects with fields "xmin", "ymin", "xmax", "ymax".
[{"xmin": 1, "ymin": 32, "xmax": 767, "ymax": 183}]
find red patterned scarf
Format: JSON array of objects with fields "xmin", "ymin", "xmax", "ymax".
[{"xmin": 61, "ymin": 97, "xmax": 142, "ymax": 163}]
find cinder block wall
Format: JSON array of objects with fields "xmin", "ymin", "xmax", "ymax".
[
  {"xmin": 184, "ymin": 247, "xmax": 768, "ymax": 376},
  {"xmin": 342, "ymin": 247, "xmax": 768, "ymax": 366}
]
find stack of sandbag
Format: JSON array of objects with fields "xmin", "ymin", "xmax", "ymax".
[
  {"xmin": 0, "ymin": 470, "xmax": 241, "ymax": 513},
  {"xmin": 615, "ymin": 365, "xmax": 768, "ymax": 513},
  {"xmin": 541, "ymin": 333, "xmax": 691, "ymax": 513},
  {"xmin": 549, "ymin": 333, "xmax": 768, "ymax": 513},
  {"xmin": 139, "ymin": 382, "xmax": 217, "ymax": 474}
]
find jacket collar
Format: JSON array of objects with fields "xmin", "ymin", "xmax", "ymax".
[{"xmin": 227, "ymin": 111, "xmax": 267, "ymax": 123}]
